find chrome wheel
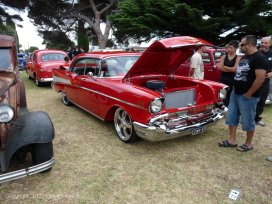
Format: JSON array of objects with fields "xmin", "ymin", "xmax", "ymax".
[
  {"xmin": 114, "ymin": 108, "xmax": 139, "ymax": 143},
  {"xmin": 62, "ymin": 91, "xmax": 72, "ymax": 106},
  {"xmin": 35, "ymin": 75, "xmax": 42, "ymax": 87}
]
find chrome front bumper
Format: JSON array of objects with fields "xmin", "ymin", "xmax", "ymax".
[
  {"xmin": 133, "ymin": 112, "xmax": 225, "ymax": 142},
  {"xmin": 41, "ymin": 78, "xmax": 53, "ymax": 82},
  {"xmin": 265, "ymin": 93, "xmax": 272, "ymax": 104},
  {"xmin": 0, "ymin": 157, "xmax": 55, "ymax": 183}
]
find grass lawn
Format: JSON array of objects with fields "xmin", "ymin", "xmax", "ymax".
[{"xmin": 0, "ymin": 72, "xmax": 272, "ymax": 204}]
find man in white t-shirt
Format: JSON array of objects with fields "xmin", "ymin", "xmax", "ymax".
[{"xmin": 189, "ymin": 45, "xmax": 207, "ymax": 79}]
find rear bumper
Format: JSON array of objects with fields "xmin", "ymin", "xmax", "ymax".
[
  {"xmin": 41, "ymin": 78, "xmax": 53, "ymax": 82},
  {"xmin": 133, "ymin": 112, "xmax": 225, "ymax": 142},
  {"xmin": 0, "ymin": 157, "xmax": 55, "ymax": 183}
]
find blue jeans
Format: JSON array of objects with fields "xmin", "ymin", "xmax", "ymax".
[{"xmin": 226, "ymin": 91, "xmax": 260, "ymax": 131}]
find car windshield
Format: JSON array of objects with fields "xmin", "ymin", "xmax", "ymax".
[
  {"xmin": 41, "ymin": 53, "xmax": 66, "ymax": 61},
  {"xmin": 102, "ymin": 56, "xmax": 140, "ymax": 77},
  {"xmin": 0, "ymin": 48, "xmax": 12, "ymax": 70}
]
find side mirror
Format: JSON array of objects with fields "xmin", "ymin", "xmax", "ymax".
[{"xmin": 87, "ymin": 72, "xmax": 94, "ymax": 77}]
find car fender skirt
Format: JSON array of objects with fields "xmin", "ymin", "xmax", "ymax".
[
  {"xmin": 0, "ymin": 111, "xmax": 54, "ymax": 172},
  {"xmin": 133, "ymin": 112, "xmax": 224, "ymax": 142}
]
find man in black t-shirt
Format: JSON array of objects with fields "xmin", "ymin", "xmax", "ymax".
[
  {"xmin": 255, "ymin": 37, "xmax": 272, "ymax": 126},
  {"xmin": 219, "ymin": 35, "xmax": 269, "ymax": 152}
]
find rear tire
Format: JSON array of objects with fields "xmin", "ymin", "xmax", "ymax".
[
  {"xmin": 62, "ymin": 91, "xmax": 72, "ymax": 106},
  {"xmin": 35, "ymin": 74, "xmax": 42, "ymax": 87},
  {"xmin": 31, "ymin": 142, "xmax": 54, "ymax": 172},
  {"xmin": 27, "ymin": 72, "xmax": 31, "ymax": 79}
]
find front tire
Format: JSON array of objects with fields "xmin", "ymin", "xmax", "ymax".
[
  {"xmin": 31, "ymin": 142, "xmax": 54, "ymax": 172},
  {"xmin": 114, "ymin": 108, "xmax": 139, "ymax": 143},
  {"xmin": 62, "ymin": 91, "xmax": 72, "ymax": 106}
]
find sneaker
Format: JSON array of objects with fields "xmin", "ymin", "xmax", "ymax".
[
  {"xmin": 266, "ymin": 156, "xmax": 272, "ymax": 161},
  {"xmin": 256, "ymin": 120, "xmax": 265, "ymax": 126}
]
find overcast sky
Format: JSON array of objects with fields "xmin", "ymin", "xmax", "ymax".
[{"xmin": 15, "ymin": 11, "xmax": 45, "ymax": 50}]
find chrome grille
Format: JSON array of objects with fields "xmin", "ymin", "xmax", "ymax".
[{"xmin": 163, "ymin": 89, "xmax": 195, "ymax": 109}]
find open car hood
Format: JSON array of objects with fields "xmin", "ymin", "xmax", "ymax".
[{"xmin": 123, "ymin": 36, "xmax": 213, "ymax": 81}]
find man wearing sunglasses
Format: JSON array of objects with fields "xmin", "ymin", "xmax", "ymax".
[{"xmin": 219, "ymin": 35, "xmax": 269, "ymax": 152}]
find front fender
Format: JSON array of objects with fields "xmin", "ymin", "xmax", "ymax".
[{"xmin": 0, "ymin": 111, "xmax": 55, "ymax": 172}]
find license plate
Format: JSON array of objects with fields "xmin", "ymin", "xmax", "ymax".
[{"xmin": 192, "ymin": 127, "xmax": 206, "ymax": 135}]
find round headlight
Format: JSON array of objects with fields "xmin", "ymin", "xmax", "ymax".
[
  {"xmin": 149, "ymin": 98, "xmax": 163, "ymax": 113},
  {"xmin": 0, "ymin": 104, "xmax": 15, "ymax": 123},
  {"xmin": 219, "ymin": 87, "xmax": 229, "ymax": 100}
]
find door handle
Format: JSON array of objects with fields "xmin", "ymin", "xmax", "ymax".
[{"xmin": 80, "ymin": 78, "xmax": 86, "ymax": 81}]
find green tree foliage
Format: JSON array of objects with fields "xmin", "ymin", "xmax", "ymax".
[
  {"xmin": 78, "ymin": 20, "xmax": 89, "ymax": 52},
  {"xmin": 28, "ymin": 0, "xmax": 120, "ymax": 49},
  {"xmin": 41, "ymin": 30, "xmax": 75, "ymax": 50},
  {"xmin": 25, "ymin": 46, "xmax": 39, "ymax": 53},
  {"xmin": 0, "ymin": 0, "xmax": 29, "ymax": 50},
  {"xmin": 109, "ymin": 0, "xmax": 272, "ymax": 45},
  {"xmin": 0, "ymin": 0, "xmax": 29, "ymax": 27}
]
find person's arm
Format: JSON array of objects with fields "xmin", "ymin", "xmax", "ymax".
[
  {"xmin": 189, "ymin": 68, "xmax": 195, "ymax": 77},
  {"xmin": 189, "ymin": 54, "xmax": 198, "ymax": 77},
  {"xmin": 266, "ymin": 72, "xmax": 272, "ymax": 78},
  {"xmin": 223, "ymin": 56, "xmax": 241, "ymax": 72},
  {"xmin": 244, "ymin": 69, "xmax": 266, "ymax": 98},
  {"xmin": 218, "ymin": 55, "xmax": 227, "ymax": 71}
]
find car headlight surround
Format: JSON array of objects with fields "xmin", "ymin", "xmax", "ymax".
[
  {"xmin": 0, "ymin": 104, "xmax": 15, "ymax": 123},
  {"xmin": 218, "ymin": 86, "xmax": 229, "ymax": 100},
  {"xmin": 149, "ymin": 98, "xmax": 164, "ymax": 113}
]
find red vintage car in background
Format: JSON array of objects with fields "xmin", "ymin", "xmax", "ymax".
[
  {"xmin": 26, "ymin": 49, "xmax": 69, "ymax": 86},
  {"xmin": 174, "ymin": 47, "xmax": 228, "ymax": 82},
  {"xmin": 52, "ymin": 36, "xmax": 228, "ymax": 143}
]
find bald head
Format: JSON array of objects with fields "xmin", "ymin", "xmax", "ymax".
[{"xmin": 259, "ymin": 36, "xmax": 272, "ymax": 52}]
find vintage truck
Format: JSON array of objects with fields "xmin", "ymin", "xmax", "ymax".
[{"xmin": 0, "ymin": 34, "xmax": 55, "ymax": 183}]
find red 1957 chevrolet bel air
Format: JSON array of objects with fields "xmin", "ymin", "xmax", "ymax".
[{"xmin": 52, "ymin": 36, "xmax": 228, "ymax": 143}]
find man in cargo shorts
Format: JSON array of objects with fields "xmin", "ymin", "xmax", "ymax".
[{"xmin": 219, "ymin": 35, "xmax": 269, "ymax": 152}]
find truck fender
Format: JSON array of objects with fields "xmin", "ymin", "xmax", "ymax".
[{"xmin": 0, "ymin": 111, "xmax": 54, "ymax": 172}]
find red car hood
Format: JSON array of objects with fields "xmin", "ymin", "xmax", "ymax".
[{"xmin": 123, "ymin": 36, "xmax": 213, "ymax": 81}]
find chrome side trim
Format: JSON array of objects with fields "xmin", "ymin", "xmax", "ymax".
[
  {"xmin": 69, "ymin": 101, "xmax": 104, "ymax": 121},
  {"xmin": 53, "ymin": 81, "xmax": 148, "ymax": 111},
  {"xmin": 0, "ymin": 157, "xmax": 55, "ymax": 183},
  {"xmin": 52, "ymin": 75, "xmax": 71, "ymax": 84}
]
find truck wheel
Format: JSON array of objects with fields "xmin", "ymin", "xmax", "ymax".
[
  {"xmin": 114, "ymin": 108, "xmax": 139, "ymax": 143},
  {"xmin": 31, "ymin": 142, "xmax": 54, "ymax": 172}
]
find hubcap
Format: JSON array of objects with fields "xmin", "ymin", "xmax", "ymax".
[{"xmin": 114, "ymin": 108, "xmax": 133, "ymax": 141}]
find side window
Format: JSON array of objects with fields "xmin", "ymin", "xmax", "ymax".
[
  {"xmin": 86, "ymin": 58, "xmax": 99, "ymax": 76},
  {"xmin": 33, "ymin": 54, "xmax": 36, "ymax": 62},
  {"xmin": 72, "ymin": 59, "xmax": 86, "ymax": 75},
  {"xmin": 214, "ymin": 51, "xmax": 225, "ymax": 63},
  {"xmin": 201, "ymin": 53, "xmax": 210, "ymax": 63},
  {"xmin": 0, "ymin": 49, "xmax": 12, "ymax": 70}
]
